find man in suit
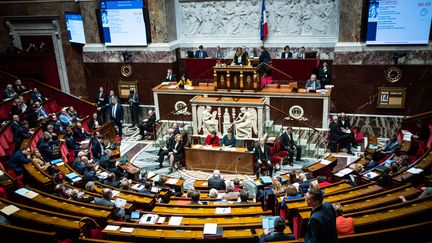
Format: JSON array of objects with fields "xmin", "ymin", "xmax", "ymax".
[
  {"xmin": 7, "ymin": 146, "xmax": 31, "ymax": 177},
  {"xmin": 259, "ymin": 46, "xmax": 272, "ymax": 76},
  {"xmin": 37, "ymin": 132, "xmax": 54, "ymax": 161},
  {"xmin": 93, "ymin": 188, "xmax": 126, "ymax": 218},
  {"xmin": 3, "ymin": 84, "xmax": 17, "ymax": 100},
  {"xmin": 13, "ymin": 120, "xmax": 33, "ymax": 152},
  {"xmin": 171, "ymin": 122, "xmax": 181, "ymax": 136},
  {"xmin": 34, "ymin": 102, "xmax": 49, "ymax": 121},
  {"xmin": 11, "ymin": 114, "xmax": 20, "ymax": 135},
  {"xmin": 194, "ymin": 45, "xmax": 208, "ymax": 58},
  {"xmin": 259, "ymin": 217, "xmax": 295, "ymax": 242},
  {"xmin": 110, "ymin": 97, "xmax": 124, "ymax": 137},
  {"xmin": 164, "ymin": 69, "xmax": 176, "ymax": 82},
  {"xmin": 14, "ymin": 79, "xmax": 27, "ymax": 94},
  {"xmin": 90, "ymin": 131, "xmax": 104, "ymax": 159},
  {"xmin": 281, "ymin": 45, "xmax": 293, "ymax": 59},
  {"xmin": 96, "ymin": 86, "xmax": 107, "ymax": 123},
  {"xmin": 255, "ymin": 138, "xmax": 273, "ymax": 177},
  {"xmin": 296, "ymin": 46, "xmax": 306, "ymax": 59},
  {"xmin": 208, "ymin": 170, "xmax": 226, "ymax": 190},
  {"xmin": 128, "ymin": 90, "xmax": 140, "ymax": 127},
  {"xmin": 212, "ymin": 46, "xmax": 224, "ymax": 59},
  {"xmin": 330, "ymin": 115, "xmax": 354, "ymax": 155},
  {"xmin": 318, "ymin": 61, "xmax": 332, "ymax": 86},
  {"xmin": 305, "ymin": 74, "xmax": 321, "ymax": 90},
  {"xmin": 338, "ymin": 112, "xmax": 350, "ymax": 130},
  {"xmin": 139, "ymin": 110, "xmax": 156, "ymax": 140},
  {"xmin": 156, "ymin": 128, "xmax": 175, "ymax": 169},
  {"xmin": 99, "ymin": 149, "xmax": 123, "ymax": 177},
  {"xmin": 304, "ymin": 188, "xmax": 339, "ymax": 243},
  {"xmin": 190, "ymin": 190, "xmax": 201, "ymax": 204},
  {"xmin": 30, "ymin": 87, "xmax": 47, "ymax": 103},
  {"xmin": 280, "ymin": 126, "xmax": 302, "ymax": 165}
]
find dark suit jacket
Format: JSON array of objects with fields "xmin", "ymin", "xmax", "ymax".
[
  {"xmin": 11, "ymin": 121, "xmax": 20, "ymax": 135},
  {"xmin": 318, "ymin": 67, "xmax": 332, "ymax": 85},
  {"xmin": 66, "ymin": 136, "xmax": 80, "ymax": 151},
  {"xmin": 165, "ymin": 74, "xmax": 177, "ymax": 82},
  {"xmin": 141, "ymin": 113, "xmax": 156, "ymax": 131},
  {"xmin": 90, "ymin": 137, "xmax": 103, "ymax": 159},
  {"xmin": 13, "ymin": 127, "xmax": 32, "ymax": 144},
  {"xmin": 128, "ymin": 94, "xmax": 139, "ymax": 108},
  {"xmin": 255, "ymin": 144, "xmax": 271, "ymax": 162},
  {"xmin": 99, "ymin": 155, "xmax": 116, "ymax": 169},
  {"xmin": 259, "ymin": 50, "xmax": 271, "ymax": 64},
  {"xmin": 233, "ymin": 53, "xmax": 247, "ymax": 65},
  {"xmin": 194, "ymin": 50, "xmax": 208, "ymax": 58},
  {"xmin": 280, "ymin": 132, "xmax": 296, "ymax": 150},
  {"xmin": 88, "ymin": 118, "xmax": 101, "ymax": 130},
  {"xmin": 7, "ymin": 150, "xmax": 30, "ymax": 175},
  {"xmin": 165, "ymin": 134, "xmax": 176, "ymax": 151},
  {"xmin": 281, "ymin": 52, "xmax": 293, "ymax": 59},
  {"xmin": 259, "ymin": 232, "xmax": 295, "ymax": 242},
  {"xmin": 110, "ymin": 103, "xmax": 124, "ymax": 123},
  {"xmin": 304, "ymin": 202, "xmax": 339, "ymax": 243},
  {"xmin": 96, "ymin": 91, "xmax": 107, "ymax": 107},
  {"xmin": 338, "ymin": 117, "xmax": 350, "ymax": 129},
  {"xmin": 329, "ymin": 121, "xmax": 343, "ymax": 144},
  {"xmin": 30, "ymin": 91, "xmax": 46, "ymax": 103},
  {"xmin": 172, "ymin": 142, "xmax": 184, "ymax": 161},
  {"xmin": 208, "ymin": 176, "xmax": 226, "ymax": 190}
]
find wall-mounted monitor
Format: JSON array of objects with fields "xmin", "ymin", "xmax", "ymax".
[
  {"xmin": 100, "ymin": 0, "xmax": 148, "ymax": 46},
  {"xmin": 65, "ymin": 12, "xmax": 86, "ymax": 44},
  {"xmin": 366, "ymin": 0, "xmax": 432, "ymax": 45}
]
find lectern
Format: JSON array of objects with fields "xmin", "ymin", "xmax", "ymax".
[{"xmin": 213, "ymin": 66, "xmax": 259, "ymax": 91}]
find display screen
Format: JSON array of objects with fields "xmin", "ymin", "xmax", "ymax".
[
  {"xmin": 65, "ymin": 12, "xmax": 86, "ymax": 44},
  {"xmin": 366, "ymin": 0, "xmax": 432, "ymax": 45},
  {"xmin": 100, "ymin": 0, "xmax": 148, "ymax": 46}
]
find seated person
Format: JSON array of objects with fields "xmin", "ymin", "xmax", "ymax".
[
  {"xmin": 139, "ymin": 110, "xmax": 156, "ymax": 139},
  {"xmin": 49, "ymin": 114, "xmax": 64, "ymax": 134},
  {"xmin": 73, "ymin": 121, "xmax": 90, "ymax": 141},
  {"xmin": 194, "ymin": 45, "xmax": 208, "ymax": 58},
  {"xmin": 37, "ymin": 132, "xmax": 55, "ymax": 161},
  {"xmin": 31, "ymin": 148, "xmax": 51, "ymax": 171},
  {"xmin": 285, "ymin": 185, "xmax": 302, "ymax": 200},
  {"xmin": 231, "ymin": 47, "xmax": 247, "ymax": 66},
  {"xmin": 364, "ymin": 152, "xmax": 380, "ymax": 171},
  {"xmin": 254, "ymin": 138, "xmax": 273, "ymax": 177},
  {"xmin": 400, "ymin": 181, "xmax": 432, "ymax": 202},
  {"xmin": 156, "ymin": 128, "xmax": 175, "ymax": 169},
  {"xmin": 298, "ymin": 173, "xmax": 310, "ymax": 194},
  {"xmin": 333, "ymin": 203, "xmax": 355, "ymax": 235},
  {"xmin": 259, "ymin": 217, "xmax": 295, "ymax": 242},
  {"xmin": 213, "ymin": 46, "xmax": 224, "ymax": 59},
  {"xmin": 99, "ymin": 149, "xmax": 123, "ymax": 177},
  {"xmin": 93, "ymin": 188, "xmax": 126, "ymax": 219},
  {"xmin": 221, "ymin": 128, "xmax": 237, "ymax": 147},
  {"xmin": 168, "ymin": 134, "xmax": 184, "ymax": 173},
  {"xmin": 177, "ymin": 73, "xmax": 192, "ymax": 87},
  {"xmin": 329, "ymin": 115, "xmax": 354, "ymax": 155},
  {"xmin": 139, "ymin": 181, "xmax": 155, "ymax": 195},
  {"xmin": 164, "ymin": 68, "xmax": 176, "ymax": 82},
  {"xmin": 239, "ymin": 190, "xmax": 249, "ymax": 204},
  {"xmin": 233, "ymin": 178, "xmax": 243, "ymax": 192},
  {"xmin": 136, "ymin": 170, "xmax": 148, "ymax": 184},
  {"xmin": 280, "ymin": 126, "xmax": 302, "ymax": 165},
  {"xmin": 70, "ymin": 189, "xmax": 94, "ymax": 203},
  {"xmin": 120, "ymin": 178, "xmax": 132, "ymax": 191},
  {"xmin": 281, "ymin": 45, "xmax": 293, "ymax": 59},
  {"xmin": 85, "ymin": 181, "xmax": 97, "ymax": 193},
  {"xmin": 222, "ymin": 182, "xmax": 240, "ymax": 201},
  {"xmin": 382, "ymin": 135, "xmax": 400, "ymax": 154},
  {"xmin": 208, "ymin": 188, "xmax": 219, "ymax": 199},
  {"xmin": 7, "ymin": 146, "xmax": 31, "ymax": 178},
  {"xmin": 67, "ymin": 106, "xmax": 81, "ymax": 123},
  {"xmin": 208, "ymin": 170, "xmax": 226, "ymax": 190},
  {"xmin": 205, "ymin": 131, "xmax": 220, "ymax": 146},
  {"xmin": 103, "ymin": 172, "xmax": 120, "ymax": 187},
  {"xmin": 13, "ymin": 120, "xmax": 33, "ymax": 151},
  {"xmin": 305, "ymin": 74, "xmax": 321, "ymax": 90},
  {"xmin": 190, "ymin": 190, "xmax": 201, "ymax": 204},
  {"xmin": 59, "ymin": 108, "xmax": 73, "ymax": 127},
  {"xmin": 3, "ymin": 84, "xmax": 18, "ymax": 100},
  {"xmin": 30, "ymin": 87, "xmax": 47, "ymax": 103},
  {"xmin": 88, "ymin": 112, "xmax": 101, "ymax": 130},
  {"xmin": 65, "ymin": 130, "xmax": 81, "ymax": 152}
]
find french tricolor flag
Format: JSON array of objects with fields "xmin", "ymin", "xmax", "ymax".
[{"xmin": 260, "ymin": 0, "xmax": 268, "ymax": 41}]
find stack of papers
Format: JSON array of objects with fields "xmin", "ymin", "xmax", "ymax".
[
  {"xmin": 114, "ymin": 198, "xmax": 127, "ymax": 208},
  {"xmin": 65, "ymin": 172, "xmax": 81, "ymax": 182},
  {"xmin": 147, "ymin": 171, "xmax": 156, "ymax": 179},
  {"xmin": 168, "ymin": 216, "xmax": 183, "ymax": 226},
  {"xmin": 112, "ymin": 190, "xmax": 120, "ymax": 197},
  {"xmin": 215, "ymin": 207, "xmax": 231, "ymax": 214},
  {"xmin": 203, "ymin": 223, "xmax": 217, "ymax": 235},
  {"xmin": 334, "ymin": 168, "xmax": 353, "ymax": 177},
  {"xmin": 120, "ymin": 227, "xmax": 134, "ymax": 233},
  {"xmin": 402, "ymin": 130, "xmax": 413, "ymax": 141},
  {"xmin": 0, "ymin": 205, "xmax": 20, "ymax": 216},
  {"xmin": 131, "ymin": 184, "xmax": 144, "ymax": 191},
  {"xmin": 260, "ymin": 176, "xmax": 272, "ymax": 184},
  {"xmin": 98, "ymin": 172, "xmax": 109, "ymax": 179},
  {"xmin": 139, "ymin": 214, "xmax": 159, "ymax": 224},
  {"xmin": 407, "ymin": 167, "xmax": 423, "ymax": 174},
  {"xmin": 15, "ymin": 188, "xmax": 39, "ymax": 199},
  {"xmin": 193, "ymin": 144, "xmax": 202, "ymax": 149},
  {"xmin": 166, "ymin": 178, "xmax": 179, "ymax": 185},
  {"xmin": 364, "ymin": 171, "xmax": 379, "ymax": 179},
  {"xmin": 161, "ymin": 82, "xmax": 169, "ymax": 85},
  {"xmin": 104, "ymin": 225, "xmax": 119, "ymax": 231},
  {"xmin": 320, "ymin": 159, "xmax": 332, "ymax": 165},
  {"xmin": 262, "ymin": 216, "xmax": 279, "ymax": 230}
]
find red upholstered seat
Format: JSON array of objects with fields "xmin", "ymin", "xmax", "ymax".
[
  {"xmin": 3, "ymin": 128, "xmax": 13, "ymax": 143},
  {"xmin": 0, "ymin": 145, "xmax": 6, "ymax": 157},
  {"xmin": 43, "ymin": 100, "xmax": 59, "ymax": 114},
  {"xmin": 0, "ymin": 134, "xmax": 9, "ymax": 151},
  {"xmin": 352, "ymin": 127, "xmax": 364, "ymax": 144}
]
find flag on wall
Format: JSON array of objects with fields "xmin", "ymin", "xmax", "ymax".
[{"xmin": 260, "ymin": 0, "xmax": 268, "ymax": 41}]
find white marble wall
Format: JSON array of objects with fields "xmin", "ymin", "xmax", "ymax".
[{"xmin": 176, "ymin": 0, "xmax": 339, "ymax": 46}]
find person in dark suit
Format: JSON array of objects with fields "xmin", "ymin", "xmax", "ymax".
[
  {"xmin": 259, "ymin": 46, "xmax": 272, "ymax": 76},
  {"xmin": 281, "ymin": 45, "xmax": 293, "ymax": 59},
  {"xmin": 3, "ymin": 84, "xmax": 18, "ymax": 100},
  {"xmin": 330, "ymin": 115, "xmax": 354, "ymax": 155},
  {"xmin": 110, "ymin": 97, "xmax": 124, "ymax": 137},
  {"xmin": 337, "ymin": 112, "xmax": 350, "ymax": 130},
  {"xmin": 13, "ymin": 120, "xmax": 32, "ymax": 152},
  {"xmin": 99, "ymin": 149, "xmax": 123, "ymax": 177},
  {"xmin": 128, "ymin": 90, "xmax": 140, "ymax": 127},
  {"xmin": 65, "ymin": 130, "xmax": 80, "ymax": 152},
  {"xmin": 194, "ymin": 45, "xmax": 208, "ymax": 58},
  {"xmin": 34, "ymin": 102, "xmax": 49, "ymax": 121},
  {"xmin": 11, "ymin": 115, "xmax": 21, "ymax": 135},
  {"xmin": 259, "ymin": 217, "xmax": 295, "ymax": 242},
  {"xmin": 171, "ymin": 122, "xmax": 181, "ymax": 136},
  {"xmin": 156, "ymin": 128, "xmax": 175, "ymax": 169},
  {"xmin": 95, "ymin": 86, "xmax": 107, "ymax": 123},
  {"xmin": 280, "ymin": 126, "xmax": 302, "ymax": 165},
  {"xmin": 7, "ymin": 146, "xmax": 31, "ymax": 176},
  {"xmin": 164, "ymin": 69, "xmax": 176, "ymax": 82},
  {"xmin": 304, "ymin": 188, "xmax": 339, "ymax": 243},
  {"xmin": 73, "ymin": 121, "xmax": 90, "ymax": 141},
  {"xmin": 90, "ymin": 131, "xmax": 104, "ymax": 160},
  {"xmin": 255, "ymin": 138, "xmax": 273, "ymax": 177},
  {"xmin": 30, "ymin": 87, "xmax": 47, "ymax": 103},
  {"xmin": 318, "ymin": 61, "xmax": 332, "ymax": 86},
  {"xmin": 88, "ymin": 112, "xmax": 101, "ymax": 131},
  {"xmin": 168, "ymin": 134, "xmax": 184, "ymax": 173},
  {"xmin": 139, "ymin": 110, "xmax": 156, "ymax": 139},
  {"xmin": 14, "ymin": 79, "xmax": 27, "ymax": 94},
  {"xmin": 208, "ymin": 170, "xmax": 226, "ymax": 190},
  {"xmin": 93, "ymin": 188, "xmax": 126, "ymax": 218},
  {"xmin": 231, "ymin": 47, "xmax": 247, "ymax": 66},
  {"xmin": 305, "ymin": 74, "xmax": 321, "ymax": 90}
]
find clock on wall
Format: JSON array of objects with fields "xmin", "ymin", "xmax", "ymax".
[{"xmin": 385, "ymin": 67, "xmax": 402, "ymax": 83}]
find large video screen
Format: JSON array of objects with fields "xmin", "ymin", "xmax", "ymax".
[
  {"xmin": 65, "ymin": 12, "xmax": 86, "ymax": 44},
  {"xmin": 100, "ymin": 0, "xmax": 148, "ymax": 46},
  {"xmin": 366, "ymin": 0, "xmax": 432, "ymax": 45}
]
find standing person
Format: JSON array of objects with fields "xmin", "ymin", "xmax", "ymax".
[
  {"xmin": 258, "ymin": 46, "xmax": 272, "ymax": 77},
  {"xmin": 194, "ymin": 45, "xmax": 208, "ymax": 58},
  {"xmin": 304, "ymin": 188, "xmax": 339, "ymax": 243},
  {"xmin": 213, "ymin": 46, "xmax": 224, "ymax": 59},
  {"xmin": 255, "ymin": 138, "xmax": 273, "ymax": 177},
  {"xmin": 95, "ymin": 86, "xmax": 107, "ymax": 123},
  {"xmin": 231, "ymin": 47, "xmax": 247, "ymax": 66},
  {"xmin": 296, "ymin": 46, "xmax": 306, "ymax": 59},
  {"xmin": 128, "ymin": 90, "xmax": 140, "ymax": 128},
  {"xmin": 110, "ymin": 97, "xmax": 124, "ymax": 137},
  {"xmin": 318, "ymin": 61, "xmax": 332, "ymax": 86},
  {"xmin": 164, "ymin": 68, "xmax": 176, "ymax": 82},
  {"xmin": 280, "ymin": 126, "xmax": 302, "ymax": 165}
]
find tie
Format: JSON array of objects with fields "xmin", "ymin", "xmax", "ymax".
[{"xmin": 112, "ymin": 104, "xmax": 116, "ymax": 118}]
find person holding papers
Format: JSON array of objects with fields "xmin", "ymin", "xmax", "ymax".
[
  {"xmin": 221, "ymin": 128, "xmax": 237, "ymax": 147},
  {"xmin": 93, "ymin": 188, "xmax": 126, "ymax": 219},
  {"xmin": 205, "ymin": 131, "xmax": 220, "ymax": 146},
  {"xmin": 177, "ymin": 73, "xmax": 192, "ymax": 88},
  {"xmin": 305, "ymin": 74, "xmax": 321, "ymax": 90},
  {"xmin": 168, "ymin": 134, "xmax": 184, "ymax": 173},
  {"xmin": 259, "ymin": 217, "xmax": 295, "ymax": 242}
]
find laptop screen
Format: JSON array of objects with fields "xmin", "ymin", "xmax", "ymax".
[{"xmin": 262, "ymin": 216, "xmax": 279, "ymax": 229}]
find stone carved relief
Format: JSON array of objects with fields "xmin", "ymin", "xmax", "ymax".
[
  {"xmin": 178, "ymin": 0, "xmax": 338, "ymax": 38},
  {"xmin": 232, "ymin": 107, "xmax": 258, "ymax": 139},
  {"xmin": 197, "ymin": 106, "xmax": 219, "ymax": 134}
]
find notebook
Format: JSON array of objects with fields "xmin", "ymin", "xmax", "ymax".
[{"xmin": 65, "ymin": 172, "xmax": 81, "ymax": 182}]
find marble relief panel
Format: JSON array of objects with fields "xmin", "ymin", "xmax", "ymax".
[{"xmin": 83, "ymin": 50, "xmax": 177, "ymax": 63}]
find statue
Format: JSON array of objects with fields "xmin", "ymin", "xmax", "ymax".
[
  {"xmin": 233, "ymin": 107, "xmax": 257, "ymax": 138},
  {"xmin": 197, "ymin": 106, "xmax": 219, "ymax": 134}
]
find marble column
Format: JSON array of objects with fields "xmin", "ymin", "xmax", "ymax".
[
  {"xmin": 335, "ymin": 0, "xmax": 363, "ymax": 52},
  {"xmin": 147, "ymin": 0, "xmax": 177, "ymax": 43}
]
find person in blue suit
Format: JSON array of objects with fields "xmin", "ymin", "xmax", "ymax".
[
  {"xmin": 7, "ymin": 146, "xmax": 31, "ymax": 176},
  {"xmin": 110, "ymin": 97, "xmax": 124, "ymax": 137},
  {"xmin": 194, "ymin": 45, "xmax": 208, "ymax": 58}
]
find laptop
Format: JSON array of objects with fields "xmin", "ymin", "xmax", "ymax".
[
  {"xmin": 131, "ymin": 211, "xmax": 141, "ymax": 220},
  {"xmin": 262, "ymin": 216, "xmax": 279, "ymax": 230}
]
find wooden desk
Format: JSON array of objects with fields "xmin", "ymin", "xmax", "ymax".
[
  {"xmin": 153, "ymin": 204, "xmax": 265, "ymax": 216},
  {"xmin": 185, "ymin": 145, "xmax": 254, "ymax": 174},
  {"xmin": 193, "ymin": 180, "xmax": 209, "ymax": 190},
  {"xmin": 307, "ymin": 155, "xmax": 337, "ymax": 178},
  {"xmin": 0, "ymin": 168, "xmax": 16, "ymax": 189},
  {"xmin": 23, "ymin": 159, "xmax": 52, "ymax": 188}
]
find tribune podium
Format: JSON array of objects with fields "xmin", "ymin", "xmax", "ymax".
[{"xmin": 213, "ymin": 65, "xmax": 259, "ymax": 91}]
